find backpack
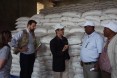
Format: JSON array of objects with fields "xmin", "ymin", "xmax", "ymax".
[{"xmin": 13, "ymin": 30, "xmax": 29, "ymax": 54}]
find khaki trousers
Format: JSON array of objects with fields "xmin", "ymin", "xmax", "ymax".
[
  {"xmin": 53, "ymin": 60, "xmax": 69, "ymax": 78},
  {"xmin": 83, "ymin": 63, "xmax": 99, "ymax": 78}
]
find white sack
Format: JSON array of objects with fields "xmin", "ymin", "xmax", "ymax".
[
  {"xmin": 103, "ymin": 8, "xmax": 117, "ymax": 14},
  {"xmin": 40, "ymin": 34, "xmax": 55, "ymax": 44},
  {"xmin": 67, "ymin": 32, "xmax": 84, "ymax": 45},
  {"xmin": 45, "ymin": 14, "xmax": 61, "ymax": 18},
  {"xmin": 100, "ymin": 14, "xmax": 117, "ymax": 20},
  {"xmin": 30, "ymin": 14, "xmax": 44, "ymax": 19},
  {"xmin": 82, "ymin": 10, "xmax": 102, "ymax": 17},
  {"xmin": 16, "ymin": 17, "xmax": 29, "ymax": 21},
  {"xmin": 61, "ymin": 12, "xmax": 81, "ymax": 18},
  {"xmin": 69, "ymin": 27, "xmax": 84, "ymax": 33}
]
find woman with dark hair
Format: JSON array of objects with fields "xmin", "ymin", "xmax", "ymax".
[{"xmin": 0, "ymin": 30, "xmax": 12, "ymax": 78}]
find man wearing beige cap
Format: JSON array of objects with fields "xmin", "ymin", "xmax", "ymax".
[
  {"xmin": 80, "ymin": 21, "xmax": 104, "ymax": 78},
  {"xmin": 100, "ymin": 21, "xmax": 117, "ymax": 78},
  {"xmin": 50, "ymin": 23, "xmax": 70, "ymax": 78}
]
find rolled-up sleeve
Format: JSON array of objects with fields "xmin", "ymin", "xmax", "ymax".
[{"xmin": 11, "ymin": 31, "xmax": 23, "ymax": 48}]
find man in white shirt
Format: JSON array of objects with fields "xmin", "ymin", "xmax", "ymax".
[
  {"xmin": 80, "ymin": 21, "xmax": 104, "ymax": 78},
  {"xmin": 11, "ymin": 20, "xmax": 38, "ymax": 78}
]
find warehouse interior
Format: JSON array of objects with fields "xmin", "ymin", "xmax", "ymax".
[
  {"xmin": 1, "ymin": 0, "xmax": 117, "ymax": 78},
  {"xmin": 0, "ymin": 0, "xmax": 116, "ymax": 31}
]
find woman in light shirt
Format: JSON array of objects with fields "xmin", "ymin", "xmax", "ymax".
[{"xmin": 0, "ymin": 30, "xmax": 12, "ymax": 78}]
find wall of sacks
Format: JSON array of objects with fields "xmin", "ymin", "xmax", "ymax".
[
  {"xmin": 11, "ymin": 1, "xmax": 117, "ymax": 78},
  {"xmin": 40, "ymin": 1, "xmax": 117, "ymax": 14}
]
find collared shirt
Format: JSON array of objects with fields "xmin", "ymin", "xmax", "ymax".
[
  {"xmin": 80, "ymin": 31, "xmax": 104, "ymax": 62},
  {"xmin": 11, "ymin": 29, "xmax": 35, "ymax": 54},
  {"xmin": 99, "ymin": 40, "xmax": 111, "ymax": 73}
]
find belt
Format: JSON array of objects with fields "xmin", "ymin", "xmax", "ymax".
[{"xmin": 83, "ymin": 62, "xmax": 96, "ymax": 65}]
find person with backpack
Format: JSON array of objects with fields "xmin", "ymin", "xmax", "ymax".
[
  {"xmin": 0, "ymin": 30, "xmax": 12, "ymax": 78},
  {"xmin": 11, "ymin": 20, "xmax": 40, "ymax": 78}
]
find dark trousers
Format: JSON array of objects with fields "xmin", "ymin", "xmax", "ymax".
[
  {"xmin": 101, "ymin": 70, "xmax": 111, "ymax": 78},
  {"xmin": 20, "ymin": 53, "xmax": 35, "ymax": 78}
]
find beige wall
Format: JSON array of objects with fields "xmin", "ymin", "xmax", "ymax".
[{"xmin": 38, "ymin": 0, "xmax": 115, "ymax": 7}]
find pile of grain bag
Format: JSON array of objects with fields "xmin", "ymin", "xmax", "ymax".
[{"xmin": 11, "ymin": 1, "xmax": 117, "ymax": 78}]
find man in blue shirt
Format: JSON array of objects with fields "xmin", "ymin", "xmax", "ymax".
[
  {"xmin": 80, "ymin": 21, "xmax": 104, "ymax": 78},
  {"xmin": 11, "ymin": 20, "xmax": 37, "ymax": 78}
]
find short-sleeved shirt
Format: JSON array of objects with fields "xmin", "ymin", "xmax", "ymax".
[
  {"xmin": 80, "ymin": 31, "xmax": 104, "ymax": 62},
  {"xmin": 0, "ymin": 46, "xmax": 12, "ymax": 78}
]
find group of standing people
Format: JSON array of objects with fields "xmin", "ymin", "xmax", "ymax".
[
  {"xmin": 0, "ymin": 19, "xmax": 117, "ymax": 78},
  {"xmin": 0, "ymin": 20, "xmax": 38, "ymax": 78},
  {"xmin": 80, "ymin": 21, "xmax": 117, "ymax": 78}
]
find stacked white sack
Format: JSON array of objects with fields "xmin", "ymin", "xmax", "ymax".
[
  {"xmin": 10, "ymin": 52, "xmax": 20, "ymax": 76},
  {"xmin": 15, "ymin": 17, "xmax": 30, "ymax": 31},
  {"xmin": 101, "ymin": 8, "xmax": 117, "ymax": 26},
  {"xmin": 11, "ymin": 6, "xmax": 117, "ymax": 78},
  {"xmin": 32, "ymin": 59, "xmax": 42, "ymax": 78},
  {"xmin": 61, "ymin": 12, "xmax": 81, "ymax": 27},
  {"xmin": 30, "ymin": 14, "xmax": 44, "ymax": 26},
  {"xmin": 42, "ymin": 14, "xmax": 62, "ymax": 26},
  {"xmin": 81, "ymin": 10, "xmax": 102, "ymax": 26},
  {"xmin": 10, "ymin": 50, "xmax": 41, "ymax": 78},
  {"xmin": 34, "ymin": 26, "xmax": 48, "ymax": 37}
]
